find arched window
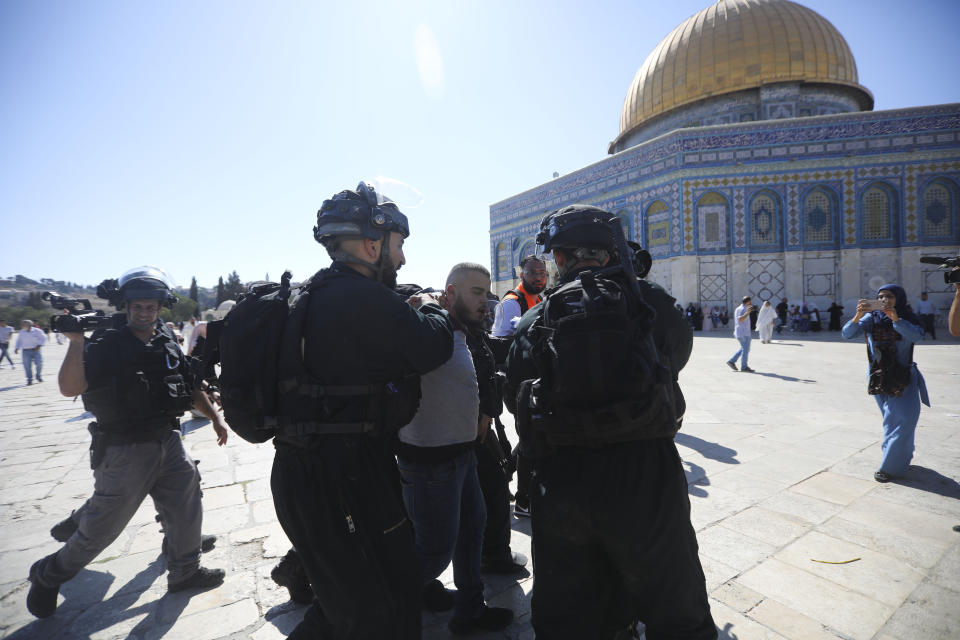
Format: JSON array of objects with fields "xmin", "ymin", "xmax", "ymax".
[
  {"xmin": 645, "ymin": 200, "xmax": 670, "ymax": 248},
  {"xmin": 803, "ymin": 188, "xmax": 834, "ymax": 244},
  {"xmin": 517, "ymin": 240, "xmax": 536, "ymax": 264},
  {"xmin": 696, "ymin": 192, "xmax": 728, "ymax": 250},
  {"xmin": 749, "ymin": 190, "xmax": 781, "ymax": 247},
  {"xmin": 921, "ymin": 179, "xmax": 955, "ymax": 239},
  {"xmin": 495, "ymin": 242, "xmax": 508, "ymax": 280},
  {"xmin": 862, "ymin": 184, "xmax": 893, "ymax": 241}
]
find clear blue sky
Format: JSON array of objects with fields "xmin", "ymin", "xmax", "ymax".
[{"xmin": 2, "ymin": 0, "xmax": 958, "ymax": 291}]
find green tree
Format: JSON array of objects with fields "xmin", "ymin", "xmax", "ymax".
[
  {"xmin": 0, "ymin": 305, "xmax": 45, "ymax": 327},
  {"xmin": 189, "ymin": 276, "xmax": 199, "ymax": 303},
  {"xmin": 215, "ymin": 276, "xmax": 225, "ymax": 307},
  {"xmin": 224, "ymin": 271, "xmax": 244, "ymax": 301},
  {"xmin": 160, "ymin": 298, "xmax": 199, "ymax": 323}
]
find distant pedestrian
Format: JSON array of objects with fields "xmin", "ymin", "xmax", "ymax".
[
  {"xmin": 775, "ymin": 299, "xmax": 788, "ymax": 333},
  {"xmin": 757, "ymin": 301, "xmax": 777, "ymax": 343},
  {"xmin": 827, "ymin": 302, "xmax": 844, "ymax": 331},
  {"xmin": 799, "ymin": 303, "xmax": 811, "ymax": 333},
  {"xmin": 842, "ymin": 284, "xmax": 929, "ymax": 483},
  {"xmin": 915, "ymin": 292, "xmax": 937, "ymax": 340},
  {"xmin": 0, "ymin": 319, "xmax": 14, "ymax": 368},
  {"xmin": 810, "ymin": 304, "xmax": 822, "ymax": 332},
  {"xmin": 14, "ymin": 319, "xmax": 46, "ymax": 385},
  {"xmin": 725, "ymin": 296, "xmax": 755, "ymax": 372}
]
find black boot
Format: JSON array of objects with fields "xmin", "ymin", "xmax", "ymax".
[
  {"xmin": 422, "ymin": 579, "xmax": 455, "ymax": 612},
  {"xmin": 50, "ymin": 512, "xmax": 78, "ymax": 542},
  {"xmin": 448, "ymin": 605, "xmax": 514, "ymax": 635},
  {"xmin": 270, "ymin": 549, "xmax": 313, "ymax": 604},
  {"xmin": 168, "ymin": 566, "xmax": 225, "ymax": 593},
  {"xmin": 162, "ymin": 534, "xmax": 217, "ymax": 555},
  {"xmin": 27, "ymin": 559, "xmax": 60, "ymax": 619}
]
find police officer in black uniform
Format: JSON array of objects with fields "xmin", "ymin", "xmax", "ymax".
[
  {"xmin": 26, "ymin": 266, "xmax": 227, "ymax": 619},
  {"xmin": 504, "ymin": 206, "xmax": 717, "ymax": 639},
  {"xmin": 270, "ymin": 182, "xmax": 453, "ymax": 639}
]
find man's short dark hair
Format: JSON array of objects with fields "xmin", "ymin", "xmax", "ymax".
[
  {"xmin": 742, "ymin": 296, "xmax": 752, "ymax": 304},
  {"xmin": 519, "ymin": 255, "xmax": 544, "ymax": 269},
  {"xmin": 446, "ymin": 262, "xmax": 490, "ymax": 287}
]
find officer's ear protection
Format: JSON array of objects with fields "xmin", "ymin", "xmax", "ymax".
[{"xmin": 627, "ymin": 241, "xmax": 652, "ymax": 279}]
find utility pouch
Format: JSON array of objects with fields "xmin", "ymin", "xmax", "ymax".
[
  {"xmin": 163, "ymin": 374, "xmax": 195, "ymax": 414},
  {"xmin": 88, "ymin": 421, "xmax": 105, "ymax": 470}
]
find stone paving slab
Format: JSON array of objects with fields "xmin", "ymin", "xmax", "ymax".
[{"xmin": 0, "ymin": 331, "xmax": 957, "ymax": 639}]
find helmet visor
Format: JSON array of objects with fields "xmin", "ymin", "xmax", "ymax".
[{"xmin": 118, "ymin": 265, "xmax": 175, "ymax": 299}]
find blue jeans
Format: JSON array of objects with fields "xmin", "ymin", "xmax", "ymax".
[
  {"xmin": 728, "ymin": 336, "xmax": 751, "ymax": 369},
  {"xmin": 398, "ymin": 449, "xmax": 486, "ymax": 618},
  {"xmin": 21, "ymin": 348, "xmax": 43, "ymax": 382}
]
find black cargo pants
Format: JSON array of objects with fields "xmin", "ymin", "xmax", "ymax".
[
  {"xmin": 271, "ymin": 438, "xmax": 421, "ymax": 640},
  {"xmin": 529, "ymin": 438, "xmax": 717, "ymax": 640}
]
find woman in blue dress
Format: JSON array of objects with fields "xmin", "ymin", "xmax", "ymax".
[{"xmin": 842, "ymin": 284, "xmax": 930, "ymax": 482}]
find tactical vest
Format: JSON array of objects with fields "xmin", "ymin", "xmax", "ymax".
[
  {"xmin": 517, "ymin": 272, "xmax": 677, "ymax": 449},
  {"xmin": 82, "ymin": 325, "xmax": 195, "ymax": 433},
  {"xmin": 272, "ymin": 270, "xmax": 423, "ymax": 439}
]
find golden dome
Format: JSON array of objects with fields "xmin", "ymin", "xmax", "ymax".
[{"xmin": 614, "ymin": 0, "xmax": 873, "ymax": 149}]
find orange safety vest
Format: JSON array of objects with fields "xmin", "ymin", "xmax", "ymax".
[{"xmin": 503, "ymin": 283, "xmax": 542, "ymax": 315}]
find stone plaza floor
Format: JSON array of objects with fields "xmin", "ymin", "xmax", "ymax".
[{"xmin": 0, "ymin": 330, "xmax": 958, "ymax": 639}]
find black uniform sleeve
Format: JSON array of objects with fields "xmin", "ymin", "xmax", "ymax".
[
  {"xmin": 467, "ymin": 332, "xmax": 502, "ymax": 418},
  {"xmin": 375, "ymin": 295, "xmax": 454, "ymax": 375},
  {"xmin": 503, "ymin": 314, "xmax": 540, "ymax": 416},
  {"xmin": 642, "ymin": 281, "xmax": 693, "ymax": 375}
]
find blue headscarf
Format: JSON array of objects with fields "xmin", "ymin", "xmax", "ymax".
[{"xmin": 874, "ymin": 283, "xmax": 920, "ymax": 326}]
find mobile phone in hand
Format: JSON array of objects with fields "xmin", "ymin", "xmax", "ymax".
[{"xmin": 864, "ymin": 299, "xmax": 886, "ymax": 312}]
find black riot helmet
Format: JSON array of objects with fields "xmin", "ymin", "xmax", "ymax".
[
  {"xmin": 536, "ymin": 205, "xmax": 619, "ymax": 253},
  {"xmin": 114, "ymin": 266, "xmax": 178, "ymax": 309},
  {"xmin": 313, "ymin": 181, "xmax": 410, "ymax": 245}
]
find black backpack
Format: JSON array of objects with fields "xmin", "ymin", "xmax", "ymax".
[
  {"xmin": 217, "ymin": 271, "xmax": 301, "ymax": 443},
  {"xmin": 522, "ymin": 270, "xmax": 677, "ymax": 446},
  {"xmin": 217, "ymin": 270, "xmax": 424, "ymax": 443}
]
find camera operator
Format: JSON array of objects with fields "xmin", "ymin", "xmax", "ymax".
[{"xmin": 26, "ymin": 266, "xmax": 227, "ymax": 619}]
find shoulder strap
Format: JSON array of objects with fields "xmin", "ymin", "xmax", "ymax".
[{"xmin": 505, "ymin": 289, "xmax": 529, "ymax": 314}]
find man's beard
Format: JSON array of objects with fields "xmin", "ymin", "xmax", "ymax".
[
  {"xmin": 378, "ymin": 258, "xmax": 399, "ymax": 289},
  {"xmin": 453, "ymin": 297, "xmax": 485, "ymax": 330},
  {"xmin": 522, "ymin": 278, "xmax": 545, "ymax": 295}
]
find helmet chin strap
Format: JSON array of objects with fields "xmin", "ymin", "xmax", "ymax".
[
  {"xmin": 335, "ymin": 235, "xmax": 391, "ymax": 283},
  {"xmin": 376, "ymin": 236, "xmax": 392, "ymax": 284}
]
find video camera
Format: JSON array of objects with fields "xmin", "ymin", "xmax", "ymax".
[
  {"xmin": 919, "ymin": 256, "xmax": 960, "ymax": 285},
  {"xmin": 43, "ymin": 292, "xmax": 122, "ymax": 333}
]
